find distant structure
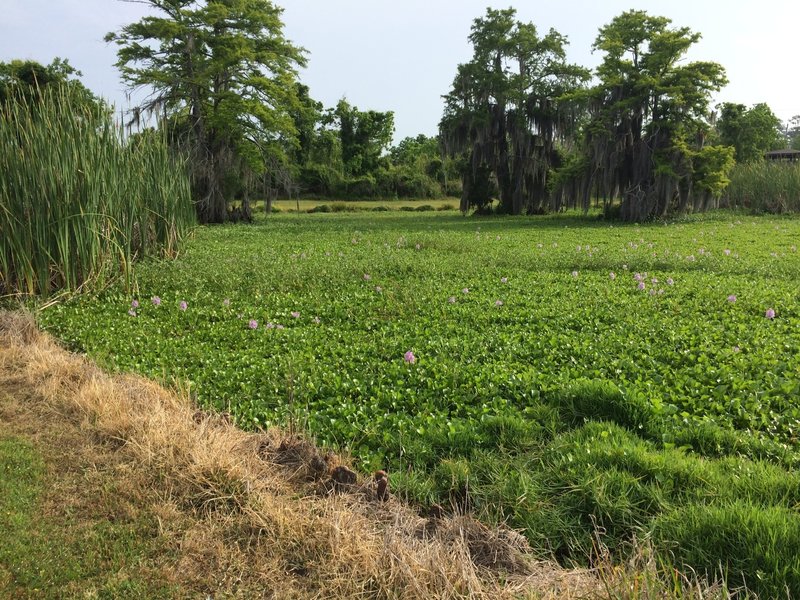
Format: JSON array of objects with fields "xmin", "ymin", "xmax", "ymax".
[{"xmin": 764, "ymin": 149, "xmax": 800, "ymax": 162}]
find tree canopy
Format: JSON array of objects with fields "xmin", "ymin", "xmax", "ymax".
[
  {"xmin": 716, "ymin": 102, "xmax": 784, "ymax": 163},
  {"xmin": 106, "ymin": 0, "xmax": 306, "ymax": 223},
  {"xmin": 583, "ymin": 10, "xmax": 728, "ymax": 221},
  {"xmin": 440, "ymin": 8, "xmax": 589, "ymax": 214}
]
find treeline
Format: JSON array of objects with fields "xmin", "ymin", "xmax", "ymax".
[
  {"xmin": 4, "ymin": 2, "xmax": 795, "ymax": 224},
  {"xmin": 287, "ymin": 94, "xmax": 460, "ymax": 205}
]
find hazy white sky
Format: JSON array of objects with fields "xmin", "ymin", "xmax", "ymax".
[{"xmin": 2, "ymin": 0, "xmax": 798, "ymax": 142}]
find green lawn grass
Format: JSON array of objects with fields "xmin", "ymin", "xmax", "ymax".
[
  {"xmin": 0, "ymin": 435, "xmax": 179, "ymax": 598},
  {"xmin": 38, "ymin": 210, "xmax": 800, "ymax": 597}
]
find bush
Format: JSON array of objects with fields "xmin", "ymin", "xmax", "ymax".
[{"xmin": 415, "ymin": 204, "xmax": 435, "ymax": 212}]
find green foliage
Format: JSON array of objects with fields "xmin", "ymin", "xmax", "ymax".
[
  {"xmin": 651, "ymin": 503, "xmax": 800, "ymax": 598},
  {"xmin": 716, "ymin": 102, "xmax": 785, "ymax": 163},
  {"xmin": 0, "ymin": 58, "xmax": 104, "ymax": 112},
  {"xmin": 334, "ymin": 99, "xmax": 394, "ymax": 177},
  {"xmin": 106, "ymin": 0, "xmax": 306, "ymax": 223},
  {"xmin": 39, "ymin": 211, "xmax": 800, "ymax": 592},
  {"xmin": 440, "ymin": 8, "xmax": 589, "ymax": 214},
  {"xmin": 0, "ymin": 88, "xmax": 194, "ymax": 297},
  {"xmin": 726, "ymin": 161, "xmax": 800, "ymax": 213},
  {"xmin": 586, "ymin": 10, "xmax": 728, "ymax": 221}
]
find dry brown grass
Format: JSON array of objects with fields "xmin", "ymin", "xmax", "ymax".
[{"xmin": 0, "ymin": 310, "xmax": 729, "ymax": 599}]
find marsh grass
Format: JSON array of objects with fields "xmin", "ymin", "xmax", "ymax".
[
  {"xmin": 725, "ymin": 162, "xmax": 800, "ymax": 213},
  {"xmin": 0, "ymin": 89, "xmax": 194, "ymax": 298}
]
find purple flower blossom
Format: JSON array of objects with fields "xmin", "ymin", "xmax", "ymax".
[
  {"xmin": 666, "ymin": 278, "xmax": 674, "ymax": 286},
  {"xmin": 727, "ymin": 295, "xmax": 737, "ymax": 303},
  {"xmin": 448, "ymin": 296, "xmax": 456, "ymax": 304},
  {"xmin": 151, "ymin": 296, "xmax": 161, "ymax": 306},
  {"xmin": 733, "ymin": 346, "xmax": 741, "ymax": 353},
  {"xmin": 495, "ymin": 299, "xmax": 504, "ymax": 307},
  {"xmin": 404, "ymin": 350, "xmax": 416, "ymax": 364},
  {"xmin": 248, "ymin": 319, "xmax": 258, "ymax": 329},
  {"xmin": 766, "ymin": 308, "xmax": 776, "ymax": 319},
  {"xmin": 131, "ymin": 299, "xmax": 139, "ymax": 309},
  {"xmin": 128, "ymin": 309, "xmax": 137, "ymax": 317},
  {"xmin": 180, "ymin": 301, "xmax": 188, "ymax": 311},
  {"xmin": 724, "ymin": 249, "xmax": 731, "ymax": 256},
  {"xmin": 291, "ymin": 311, "xmax": 300, "ymax": 318},
  {"xmin": 634, "ymin": 273, "xmax": 644, "ymax": 282},
  {"xmin": 637, "ymin": 282, "xmax": 646, "ymax": 291},
  {"xmin": 500, "ymin": 277, "xmax": 508, "ymax": 284},
  {"xmin": 363, "ymin": 273, "xmax": 371, "ymax": 281},
  {"xmin": 266, "ymin": 322, "xmax": 275, "ymax": 329},
  {"xmin": 462, "ymin": 288, "xmax": 469, "ymax": 294},
  {"xmin": 223, "ymin": 298, "xmax": 231, "ymax": 307},
  {"xmin": 276, "ymin": 324, "xmax": 285, "ymax": 330}
]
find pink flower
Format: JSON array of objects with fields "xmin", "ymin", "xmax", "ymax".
[
  {"xmin": 131, "ymin": 299, "xmax": 139, "ymax": 309},
  {"xmin": 495, "ymin": 299, "xmax": 504, "ymax": 307},
  {"xmin": 291, "ymin": 311, "xmax": 300, "ymax": 318},
  {"xmin": 727, "ymin": 295, "xmax": 737, "ymax": 303},
  {"xmin": 724, "ymin": 249, "xmax": 731, "ymax": 256},
  {"xmin": 634, "ymin": 273, "xmax": 644, "ymax": 282},
  {"xmin": 375, "ymin": 286, "xmax": 382, "ymax": 293},
  {"xmin": 500, "ymin": 277, "xmax": 508, "ymax": 284},
  {"xmin": 151, "ymin": 296, "xmax": 161, "ymax": 306},
  {"xmin": 363, "ymin": 273, "xmax": 371, "ymax": 281},
  {"xmin": 223, "ymin": 298, "xmax": 231, "ymax": 307},
  {"xmin": 127, "ymin": 309, "xmax": 137, "ymax": 317},
  {"xmin": 733, "ymin": 346, "xmax": 741, "ymax": 353},
  {"xmin": 313, "ymin": 316, "xmax": 321, "ymax": 324},
  {"xmin": 266, "ymin": 322, "xmax": 275, "ymax": 329},
  {"xmin": 765, "ymin": 308, "xmax": 776, "ymax": 319},
  {"xmin": 571, "ymin": 271, "xmax": 579, "ymax": 278},
  {"xmin": 462, "ymin": 288, "xmax": 469, "ymax": 294},
  {"xmin": 448, "ymin": 296, "xmax": 456, "ymax": 304},
  {"xmin": 404, "ymin": 350, "xmax": 416, "ymax": 364},
  {"xmin": 248, "ymin": 319, "xmax": 258, "ymax": 329},
  {"xmin": 609, "ymin": 272, "xmax": 616, "ymax": 280},
  {"xmin": 180, "ymin": 301, "xmax": 188, "ymax": 311},
  {"xmin": 637, "ymin": 282, "xmax": 646, "ymax": 291},
  {"xmin": 276, "ymin": 324, "xmax": 285, "ymax": 330},
  {"xmin": 666, "ymin": 278, "xmax": 674, "ymax": 286}
]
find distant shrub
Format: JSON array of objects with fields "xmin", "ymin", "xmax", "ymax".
[
  {"xmin": 372, "ymin": 205, "xmax": 390, "ymax": 212},
  {"xmin": 437, "ymin": 203, "xmax": 456, "ymax": 211},
  {"xmin": 415, "ymin": 204, "xmax": 435, "ymax": 212},
  {"xmin": 330, "ymin": 202, "xmax": 357, "ymax": 213},
  {"xmin": 307, "ymin": 204, "xmax": 331, "ymax": 213},
  {"xmin": 399, "ymin": 206, "xmax": 415, "ymax": 212}
]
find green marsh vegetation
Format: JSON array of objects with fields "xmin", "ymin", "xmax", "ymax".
[
  {"xmin": 39, "ymin": 210, "xmax": 800, "ymax": 598},
  {"xmin": 0, "ymin": 86, "xmax": 194, "ymax": 298}
]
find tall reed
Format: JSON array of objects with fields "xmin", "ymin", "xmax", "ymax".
[
  {"xmin": 0, "ymin": 89, "xmax": 194, "ymax": 297},
  {"xmin": 724, "ymin": 161, "xmax": 800, "ymax": 213}
]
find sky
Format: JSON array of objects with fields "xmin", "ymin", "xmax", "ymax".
[{"xmin": 2, "ymin": 0, "xmax": 798, "ymax": 143}]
